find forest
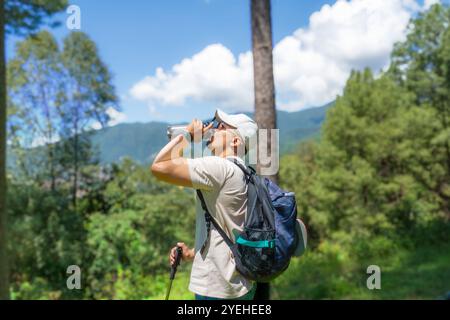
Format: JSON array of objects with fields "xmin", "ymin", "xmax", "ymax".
[{"xmin": 1, "ymin": 1, "xmax": 450, "ymax": 299}]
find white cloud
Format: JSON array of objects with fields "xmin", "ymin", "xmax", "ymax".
[
  {"xmin": 106, "ymin": 107, "xmax": 127, "ymax": 126},
  {"xmin": 131, "ymin": 44, "xmax": 254, "ymax": 112},
  {"xmin": 274, "ymin": 0, "xmax": 416, "ymax": 110},
  {"xmin": 130, "ymin": 0, "xmax": 427, "ymax": 113},
  {"xmin": 91, "ymin": 107, "xmax": 127, "ymax": 130}
]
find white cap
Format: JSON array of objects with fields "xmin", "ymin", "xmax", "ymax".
[
  {"xmin": 293, "ymin": 219, "xmax": 307, "ymax": 257},
  {"xmin": 214, "ymin": 108, "xmax": 258, "ymax": 144}
]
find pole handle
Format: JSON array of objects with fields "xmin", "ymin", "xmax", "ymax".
[{"xmin": 170, "ymin": 246, "xmax": 182, "ymax": 280}]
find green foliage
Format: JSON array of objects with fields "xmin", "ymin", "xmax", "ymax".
[
  {"xmin": 81, "ymin": 159, "xmax": 195, "ymax": 299},
  {"xmin": 7, "ymin": 30, "xmax": 120, "ymax": 209},
  {"xmin": 7, "ymin": 30, "xmax": 64, "ymax": 186},
  {"xmin": 10, "ymin": 278, "xmax": 61, "ymax": 300},
  {"xmin": 273, "ymin": 240, "xmax": 354, "ymax": 299},
  {"xmin": 282, "ymin": 67, "xmax": 448, "ymax": 242},
  {"xmin": 6, "ymin": 3, "xmax": 450, "ymax": 301},
  {"xmin": 2, "ymin": 0, "xmax": 68, "ymax": 301},
  {"xmin": 275, "ymin": 3, "xmax": 450, "ymax": 300},
  {"xmin": 7, "ymin": 157, "xmax": 196, "ymax": 299},
  {"xmin": 112, "ymin": 270, "xmax": 193, "ymax": 300},
  {"xmin": 273, "ymin": 237, "xmax": 450, "ymax": 300},
  {"xmin": 7, "ymin": 179, "xmax": 85, "ymax": 299},
  {"xmin": 60, "ymin": 31, "xmax": 118, "ymax": 132},
  {"xmin": 5, "ymin": 0, "xmax": 68, "ymax": 35},
  {"xmin": 390, "ymin": 3, "xmax": 450, "ymax": 219},
  {"xmin": 85, "ymin": 189, "xmax": 195, "ymax": 299}
]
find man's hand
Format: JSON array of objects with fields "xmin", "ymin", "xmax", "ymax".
[
  {"xmin": 151, "ymin": 118, "xmax": 212, "ymax": 188},
  {"xmin": 186, "ymin": 119, "xmax": 213, "ymax": 143},
  {"xmin": 169, "ymin": 242, "xmax": 195, "ymax": 266}
]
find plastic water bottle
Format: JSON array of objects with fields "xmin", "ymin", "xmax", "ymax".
[
  {"xmin": 167, "ymin": 121, "xmax": 215, "ymax": 141},
  {"xmin": 166, "ymin": 125, "xmax": 189, "ymax": 140}
]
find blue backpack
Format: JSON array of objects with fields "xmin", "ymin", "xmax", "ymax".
[{"xmin": 196, "ymin": 158, "xmax": 300, "ymax": 282}]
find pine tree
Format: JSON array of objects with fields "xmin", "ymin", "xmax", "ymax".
[{"xmin": 390, "ymin": 3, "xmax": 450, "ymax": 218}]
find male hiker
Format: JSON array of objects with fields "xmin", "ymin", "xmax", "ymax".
[{"xmin": 151, "ymin": 109, "xmax": 258, "ymax": 300}]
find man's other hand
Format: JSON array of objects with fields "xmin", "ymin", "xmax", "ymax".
[{"xmin": 169, "ymin": 242, "xmax": 195, "ymax": 266}]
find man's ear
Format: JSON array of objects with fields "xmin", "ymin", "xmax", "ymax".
[
  {"xmin": 231, "ymin": 136, "xmax": 245, "ymax": 155},
  {"xmin": 230, "ymin": 136, "xmax": 241, "ymax": 147}
]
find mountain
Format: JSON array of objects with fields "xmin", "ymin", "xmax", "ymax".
[
  {"xmin": 274, "ymin": 103, "xmax": 332, "ymax": 153},
  {"xmin": 91, "ymin": 103, "xmax": 333, "ymax": 164},
  {"xmin": 91, "ymin": 121, "xmax": 169, "ymax": 164}
]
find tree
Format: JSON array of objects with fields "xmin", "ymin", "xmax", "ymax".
[
  {"xmin": 286, "ymin": 65, "xmax": 447, "ymax": 248},
  {"xmin": 390, "ymin": 3, "xmax": 450, "ymax": 218},
  {"xmin": 84, "ymin": 159, "xmax": 195, "ymax": 299},
  {"xmin": 59, "ymin": 31, "xmax": 118, "ymax": 209},
  {"xmin": 314, "ymin": 70, "xmax": 421, "ymax": 238},
  {"xmin": 0, "ymin": 0, "xmax": 8, "ymax": 300},
  {"xmin": 5, "ymin": 0, "xmax": 66, "ymax": 35},
  {"xmin": 250, "ymin": 0, "xmax": 277, "ymax": 300},
  {"xmin": 8, "ymin": 31, "xmax": 64, "ymax": 190},
  {"xmin": 0, "ymin": 0, "xmax": 67, "ymax": 300}
]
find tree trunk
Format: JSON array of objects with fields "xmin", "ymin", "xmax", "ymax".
[
  {"xmin": 73, "ymin": 107, "xmax": 79, "ymax": 210},
  {"xmin": 0, "ymin": 0, "xmax": 10, "ymax": 300},
  {"xmin": 251, "ymin": 0, "xmax": 278, "ymax": 184},
  {"xmin": 251, "ymin": 0, "xmax": 277, "ymax": 300},
  {"xmin": 42, "ymin": 86, "xmax": 56, "ymax": 192}
]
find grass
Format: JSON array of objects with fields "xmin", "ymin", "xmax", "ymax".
[
  {"xmin": 359, "ymin": 242, "xmax": 450, "ymax": 299},
  {"xmin": 148, "ymin": 241, "xmax": 450, "ymax": 300},
  {"xmin": 148, "ymin": 269, "xmax": 194, "ymax": 300},
  {"xmin": 272, "ymin": 241, "xmax": 450, "ymax": 300}
]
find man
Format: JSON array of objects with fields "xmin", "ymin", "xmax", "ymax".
[{"xmin": 151, "ymin": 109, "xmax": 258, "ymax": 300}]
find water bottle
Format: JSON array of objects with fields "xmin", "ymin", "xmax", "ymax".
[
  {"xmin": 167, "ymin": 121, "xmax": 215, "ymax": 141},
  {"xmin": 166, "ymin": 125, "xmax": 189, "ymax": 140}
]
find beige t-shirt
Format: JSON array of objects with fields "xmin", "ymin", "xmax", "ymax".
[{"xmin": 186, "ymin": 155, "xmax": 254, "ymax": 299}]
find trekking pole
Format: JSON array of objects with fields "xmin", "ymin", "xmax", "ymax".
[{"xmin": 165, "ymin": 246, "xmax": 182, "ymax": 300}]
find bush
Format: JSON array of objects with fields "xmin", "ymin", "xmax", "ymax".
[{"xmin": 273, "ymin": 239, "xmax": 356, "ymax": 299}]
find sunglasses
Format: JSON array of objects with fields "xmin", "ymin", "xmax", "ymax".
[
  {"xmin": 203, "ymin": 118, "xmax": 226, "ymax": 130},
  {"xmin": 202, "ymin": 118, "xmax": 233, "ymax": 141}
]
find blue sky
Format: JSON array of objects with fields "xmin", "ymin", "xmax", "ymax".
[{"xmin": 6, "ymin": 0, "xmax": 444, "ymax": 125}]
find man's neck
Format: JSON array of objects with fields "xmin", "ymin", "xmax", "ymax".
[
  {"xmin": 214, "ymin": 151, "xmax": 246, "ymax": 166},
  {"xmin": 215, "ymin": 149, "xmax": 237, "ymax": 159}
]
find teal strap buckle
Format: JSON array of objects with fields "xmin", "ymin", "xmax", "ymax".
[{"xmin": 236, "ymin": 236, "xmax": 275, "ymax": 248}]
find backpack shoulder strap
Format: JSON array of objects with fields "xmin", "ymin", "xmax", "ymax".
[
  {"xmin": 227, "ymin": 158, "xmax": 256, "ymax": 183},
  {"xmin": 196, "ymin": 190, "xmax": 236, "ymax": 251}
]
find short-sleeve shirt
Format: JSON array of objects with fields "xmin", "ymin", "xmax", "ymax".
[{"xmin": 186, "ymin": 155, "xmax": 254, "ymax": 299}]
